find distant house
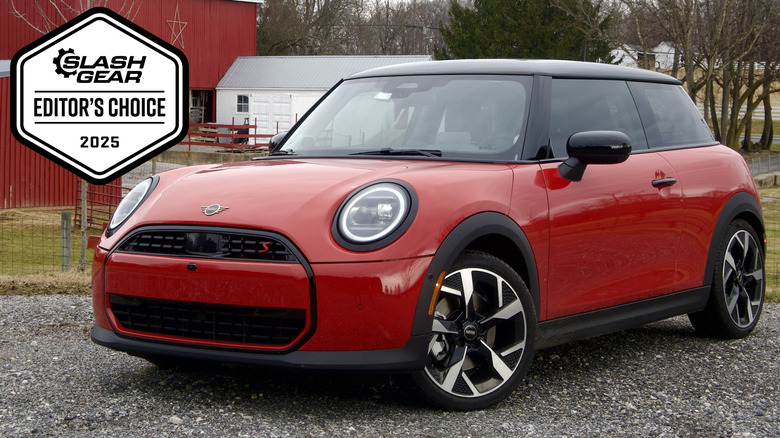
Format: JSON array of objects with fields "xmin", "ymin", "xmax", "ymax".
[
  {"xmin": 612, "ymin": 42, "xmax": 676, "ymax": 70},
  {"xmin": 215, "ymin": 56, "xmax": 432, "ymax": 141}
]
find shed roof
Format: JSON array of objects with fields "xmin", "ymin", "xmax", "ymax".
[
  {"xmin": 0, "ymin": 60, "xmax": 10, "ymax": 78},
  {"xmin": 217, "ymin": 56, "xmax": 431, "ymax": 90}
]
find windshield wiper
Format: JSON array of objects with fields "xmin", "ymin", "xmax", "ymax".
[
  {"xmin": 270, "ymin": 149, "xmax": 295, "ymax": 156},
  {"xmin": 350, "ymin": 148, "xmax": 442, "ymax": 157}
]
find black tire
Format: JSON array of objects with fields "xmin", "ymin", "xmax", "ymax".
[
  {"xmin": 411, "ymin": 251, "xmax": 536, "ymax": 410},
  {"xmin": 689, "ymin": 219, "xmax": 765, "ymax": 339}
]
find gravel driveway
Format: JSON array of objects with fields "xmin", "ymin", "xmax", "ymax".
[{"xmin": 1, "ymin": 294, "xmax": 778, "ymax": 437}]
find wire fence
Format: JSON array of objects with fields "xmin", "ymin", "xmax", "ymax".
[
  {"xmin": 0, "ymin": 159, "xmax": 184, "ymax": 275},
  {"xmin": 0, "ymin": 208, "xmax": 78, "ymax": 275},
  {"xmin": 747, "ymin": 153, "xmax": 780, "ymax": 176}
]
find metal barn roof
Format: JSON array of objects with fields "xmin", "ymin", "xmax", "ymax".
[{"xmin": 217, "ymin": 56, "xmax": 432, "ymax": 90}]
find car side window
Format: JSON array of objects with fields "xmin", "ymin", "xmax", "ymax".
[
  {"xmin": 549, "ymin": 79, "xmax": 648, "ymax": 158},
  {"xmin": 628, "ymin": 82, "xmax": 716, "ymax": 148}
]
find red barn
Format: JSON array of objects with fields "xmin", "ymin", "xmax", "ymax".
[{"xmin": 1, "ymin": 0, "xmax": 258, "ymax": 208}]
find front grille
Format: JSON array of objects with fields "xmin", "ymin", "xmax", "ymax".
[
  {"xmin": 117, "ymin": 229, "xmax": 297, "ymax": 262},
  {"xmin": 109, "ymin": 294, "xmax": 306, "ymax": 346}
]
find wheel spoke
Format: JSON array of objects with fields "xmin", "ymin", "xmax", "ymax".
[
  {"xmin": 726, "ymin": 284, "xmax": 740, "ymax": 315},
  {"xmin": 460, "ymin": 372, "xmax": 480, "ymax": 395},
  {"xmin": 480, "ymin": 299, "xmax": 523, "ymax": 328},
  {"xmin": 432, "ymin": 319, "xmax": 459, "ymax": 335},
  {"xmin": 461, "ymin": 270, "xmax": 475, "ymax": 319},
  {"xmin": 477, "ymin": 340, "xmax": 513, "ymax": 381},
  {"xmin": 499, "ymin": 339, "xmax": 526, "ymax": 357},
  {"xmin": 440, "ymin": 345, "xmax": 468, "ymax": 393},
  {"xmin": 740, "ymin": 231, "xmax": 750, "ymax": 266},
  {"xmin": 744, "ymin": 267, "xmax": 763, "ymax": 282},
  {"xmin": 741, "ymin": 287, "xmax": 755, "ymax": 323},
  {"xmin": 440, "ymin": 285, "xmax": 461, "ymax": 297},
  {"xmin": 495, "ymin": 276, "xmax": 504, "ymax": 307},
  {"xmin": 723, "ymin": 251, "xmax": 737, "ymax": 284}
]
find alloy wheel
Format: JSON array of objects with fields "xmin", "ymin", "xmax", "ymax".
[
  {"xmin": 722, "ymin": 229, "xmax": 764, "ymax": 328},
  {"xmin": 425, "ymin": 267, "xmax": 528, "ymax": 398}
]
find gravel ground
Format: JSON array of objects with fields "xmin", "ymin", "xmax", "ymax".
[{"xmin": 1, "ymin": 295, "xmax": 778, "ymax": 437}]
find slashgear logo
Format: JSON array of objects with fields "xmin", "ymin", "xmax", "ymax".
[{"xmin": 11, "ymin": 7, "xmax": 188, "ymax": 184}]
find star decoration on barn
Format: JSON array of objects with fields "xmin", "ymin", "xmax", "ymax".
[{"xmin": 167, "ymin": 4, "xmax": 187, "ymax": 48}]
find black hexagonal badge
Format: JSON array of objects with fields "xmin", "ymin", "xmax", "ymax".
[{"xmin": 11, "ymin": 7, "xmax": 188, "ymax": 184}]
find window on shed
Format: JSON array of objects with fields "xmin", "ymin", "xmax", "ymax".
[
  {"xmin": 549, "ymin": 79, "xmax": 647, "ymax": 158},
  {"xmin": 637, "ymin": 52, "xmax": 656, "ymax": 69},
  {"xmin": 236, "ymin": 95, "xmax": 249, "ymax": 113}
]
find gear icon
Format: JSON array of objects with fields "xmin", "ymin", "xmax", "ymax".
[{"xmin": 53, "ymin": 48, "xmax": 76, "ymax": 78}]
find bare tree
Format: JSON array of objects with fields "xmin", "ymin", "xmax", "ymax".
[
  {"xmin": 7, "ymin": 0, "xmax": 142, "ymax": 34},
  {"xmin": 257, "ymin": 0, "xmax": 367, "ymax": 55},
  {"xmin": 619, "ymin": 0, "xmax": 780, "ymax": 150},
  {"xmin": 258, "ymin": 0, "xmax": 445, "ymax": 56},
  {"xmin": 352, "ymin": 0, "xmax": 445, "ymax": 55}
]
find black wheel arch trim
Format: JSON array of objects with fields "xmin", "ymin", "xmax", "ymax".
[
  {"xmin": 411, "ymin": 212, "xmax": 540, "ymax": 336},
  {"xmin": 703, "ymin": 191, "xmax": 765, "ymax": 288}
]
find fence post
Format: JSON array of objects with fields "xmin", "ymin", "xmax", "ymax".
[
  {"xmin": 152, "ymin": 158, "xmax": 157, "ymax": 175},
  {"xmin": 78, "ymin": 180, "xmax": 87, "ymax": 272},
  {"xmin": 61, "ymin": 211, "xmax": 72, "ymax": 271}
]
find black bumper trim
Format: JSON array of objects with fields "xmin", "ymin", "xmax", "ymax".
[{"xmin": 91, "ymin": 325, "xmax": 428, "ymax": 371}]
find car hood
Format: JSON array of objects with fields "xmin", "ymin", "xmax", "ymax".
[{"xmin": 105, "ymin": 158, "xmax": 515, "ymax": 262}]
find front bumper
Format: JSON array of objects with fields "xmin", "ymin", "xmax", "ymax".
[
  {"xmin": 92, "ymin": 226, "xmax": 435, "ymax": 367},
  {"xmin": 91, "ymin": 325, "xmax": 429, "ymax": 371}
]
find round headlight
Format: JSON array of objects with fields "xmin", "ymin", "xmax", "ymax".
[
  {"xmin": 107, "ymin": 177, "xmax": 155, "ymax": 235},
  {"xmin": 334, "ymin": 181, "xmax": 417, "ymax": 250}
]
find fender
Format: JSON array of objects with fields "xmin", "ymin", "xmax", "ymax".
[
  {"xmin": 702, "ymin": 191, "xmax": 765, "ymax": 287},
  {"xmin": 410, "ymin": 212, "xmax": 540, "ymax": 336}
]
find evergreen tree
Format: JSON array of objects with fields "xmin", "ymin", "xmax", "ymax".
[{"xmin": 436, "ymin": 0, "xmax": 612, "ymax": 61}]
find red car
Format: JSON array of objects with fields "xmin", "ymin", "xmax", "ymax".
[{"xmin": 92, "ymin": 60, "xmax": 765, "ymax": 410}]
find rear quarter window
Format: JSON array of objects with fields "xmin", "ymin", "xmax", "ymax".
[{"xmin": 628, "ymin": 82, "xmax": 716, "ymax": 148}]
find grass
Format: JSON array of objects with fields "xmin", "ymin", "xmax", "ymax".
[
  {"xmin": 758, "ymin": 187, "xmax": 780, "ymax": 302},
  {"xmin": 0, "ymin": 208, "xmax": 97, "ymax": 295},
  {"xmin": 746, "ymin": 119, "xmax": 780, "ymax": 138}
]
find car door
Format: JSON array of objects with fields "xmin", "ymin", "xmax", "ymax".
[{"xmin": 540, "ymin": 78, "xmax": 684, "ymax": 319}]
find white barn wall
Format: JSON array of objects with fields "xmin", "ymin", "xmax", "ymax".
[{"xmin": 216, "ymin": 88, "xmax": 254, "ymax": 126}]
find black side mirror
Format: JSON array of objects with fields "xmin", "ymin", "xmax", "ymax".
[
  {"xmin": 558, "ymin": 131, "xmax": 632, "ymax": 182},
  {"xmin": 269, "ymin": 131, "xmax": 288, "ymax": 152}
]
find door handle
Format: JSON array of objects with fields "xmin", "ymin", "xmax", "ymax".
[{"xmin": 652, "ymin": 178, "xmax": 677, "ymax": 188}]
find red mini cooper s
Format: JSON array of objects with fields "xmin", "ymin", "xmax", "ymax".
[{"xmin": 91, "ymin": 59, "xmax": 765, "ymax": 410}]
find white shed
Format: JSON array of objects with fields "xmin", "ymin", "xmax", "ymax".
[
  {"xmin": 611, "ymin": 42, "xmax": 677, "ymax": 70},
  {"xmin": 216, "ymin": 56, "xmax": 431, "ymax": 143}
]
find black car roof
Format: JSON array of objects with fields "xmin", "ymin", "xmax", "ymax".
[{"xmin": 348, "ymin": 59, "xmax": 681, "ymax": 85}]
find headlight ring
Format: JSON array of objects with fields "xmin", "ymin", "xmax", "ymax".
[
  {"xmin": 106, "ymin": 176, "xmax": 158, "ymax": 237},
  {"xmin": 332, "ymin": 180, "xmax": 417, "ymax": 252}
]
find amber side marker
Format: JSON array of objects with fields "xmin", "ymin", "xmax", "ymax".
[{"xmin": 428, "ymin": 271, "xmax": 447, "ymax": 315}]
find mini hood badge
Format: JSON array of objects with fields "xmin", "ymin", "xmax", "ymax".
[{"xmin": 201, "ymin": 204, "xmax": 229, "ymax": 216}]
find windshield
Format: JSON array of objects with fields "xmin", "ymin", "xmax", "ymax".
[{"xmin": 278, "ymin": 75, "xmax": 532, "ymax": 160}]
